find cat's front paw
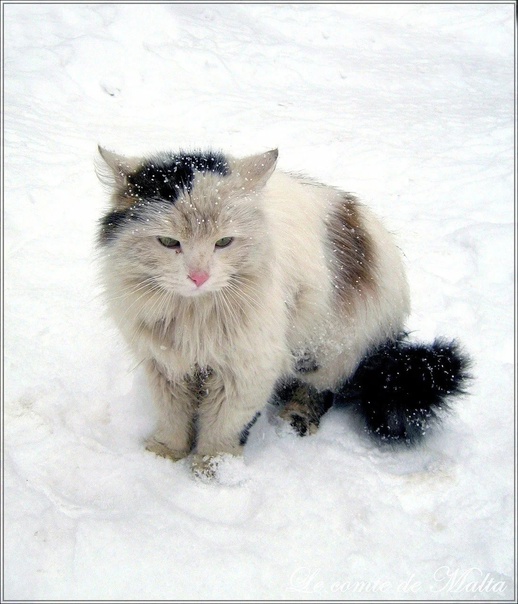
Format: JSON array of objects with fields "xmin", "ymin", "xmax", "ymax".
[
  {"xmin": 145, "ymin": 437, "xmax": 189, "ymax": 462},
  {"xmin": 191, "ymin": 454, "xmax": 220, "ymax": 482},
  {"xmin": 191, "ymin": 453, "xmax": 249, "ymax": 485}
]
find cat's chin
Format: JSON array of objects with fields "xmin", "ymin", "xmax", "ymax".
[
  {"xmin": 180, "ymin": 289, "xmax": 213, "ymax": 299},
  {"xmin": 177, "ymin": 283, "xmax": 222, "ymax": 299}
]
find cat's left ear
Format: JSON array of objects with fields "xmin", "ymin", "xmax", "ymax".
[
  {"xmin": 96, "ymin": 146, "xmax": 142, "ymax": 189},
  {"xmin": 230, "ymin": 149, "xmax": 278, "ymax": 190}
]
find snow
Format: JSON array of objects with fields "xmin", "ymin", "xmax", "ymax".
[{"xmin": 3, "ymin": 3, "xmax": 515, "ymax": 601}]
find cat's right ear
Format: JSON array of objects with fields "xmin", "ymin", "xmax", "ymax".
[
  {"xmin": 95, "ymin": 146, "xmax": 142, "ymax": 189},
  {"xmin": 230, "ymin": 149, "xmax": 279, "ymax": 191}
]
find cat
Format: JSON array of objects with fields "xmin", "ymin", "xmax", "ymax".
[{"xmin": 96, "ymin": 146, "xmax": 470, "ymax": 480}]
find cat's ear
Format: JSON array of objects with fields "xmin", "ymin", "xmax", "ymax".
[
  {"xmin": 231, "ymin": 149, "xmax": 278, "ymax": 190},
  {"xmin": 96, "ymin": 146, "xmax": 142, "ymax": 189}
]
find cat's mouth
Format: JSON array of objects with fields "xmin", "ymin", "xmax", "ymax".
[{"xmin": 154, "ymin": 275, "xmax": 229, "ymax": 298}]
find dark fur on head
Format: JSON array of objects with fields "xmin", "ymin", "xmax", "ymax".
[
  {"xmin": 97, "ymin": 149, "xmax": 230, "ymax": 245},
  {"xmin": 335, "ymin": 336, "xmax": 472, "ymax": 443},
  {"xmin": 125, "ymin": 150, "xmax": 230, "ymax": 202}
]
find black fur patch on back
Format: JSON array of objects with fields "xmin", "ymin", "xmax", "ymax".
[
  {"xmin": 336, "ymin": 337, "xmax": 472, "ymax": 444},
  {"xmin": 126, "ymin": 150, "xmax": 230, "ymax": 202}
]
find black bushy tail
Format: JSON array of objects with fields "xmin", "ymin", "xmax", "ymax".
[{"xmin": 335, "ymin": 336, "xmax": 472, "ymax": 444}]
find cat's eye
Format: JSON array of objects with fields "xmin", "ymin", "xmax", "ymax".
[
  {"xmin": 215, "ymin": 237, "xmax": 234, "ymax": 248},
  {"xmin": 157, "ymin": 236, "xmax": 181, "ymax": 248}
]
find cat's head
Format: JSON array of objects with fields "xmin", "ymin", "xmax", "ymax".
[{"xmin": 96, "ymin": 146, "xmax": 278, "ymax": 298}]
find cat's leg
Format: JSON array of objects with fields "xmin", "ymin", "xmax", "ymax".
[
  {"xmin": 274, "ymin": 348, "xmax": 335, "ymax": 436},
  {"xmin": 192, "ymin": 368, "xmax": 275, "ymax": 480},
  {"xmin": 144, "ymin": 360, "xmax": 196, "ymax": 461},
  {"xmin": 277, "ymin": 379, "xmax": 334, "ymax": 436}
]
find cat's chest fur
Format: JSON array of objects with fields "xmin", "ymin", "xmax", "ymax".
[{"xmin": 133, "ymin": 275, "xmax": 295, "ymax": 380}]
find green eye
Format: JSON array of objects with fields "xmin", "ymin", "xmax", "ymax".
[
  {"xmin": 215, "ymin": 237, "xmax": 234, "ymax": 248},
  {"xmin": 157, "ymin": 236, "xmax": 181, "ymax": 248}
]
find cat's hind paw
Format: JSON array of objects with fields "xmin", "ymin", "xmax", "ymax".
[
  {"xmin": 145, "ymin": 437, "xmax": 189, "ymax": 462},
  {"xmin": 276, "ymin": 383, "xmax": 333, "ymax": 437},
  {"xmin": 278, "ymin": 406, "xmax": 321, "ymax": 437}
]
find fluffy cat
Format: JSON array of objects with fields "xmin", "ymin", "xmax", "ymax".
[{"xmin": 96, "ymin": 146, "xmax": 470, "ymax": 479}]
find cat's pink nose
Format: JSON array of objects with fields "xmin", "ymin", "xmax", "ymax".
[{"xmin": 189, "ymin": 271, "xmax": 210, "ymax": 287}]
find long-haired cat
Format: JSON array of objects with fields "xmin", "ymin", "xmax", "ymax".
[{"xmin": 96, "ymin": 146, "xmax": 470, "ymax": 480}]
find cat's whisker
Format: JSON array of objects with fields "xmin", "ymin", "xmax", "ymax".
[
  {"xmin": 230, "ymin": 282, "xmax": 263, "ymax": 307},
  {"xmin": 125, "ymin": 292, "xmax": 166, "ymax": 346},
  {"xmin": 222, "ymin": 287, "xmax": 254, "ymax": 316},
  {"xmin": 223, "ymin": 280, "xmax": 265, "ymax": 315},
  {"xmin": 102, "ymin": 277, "xmax": 159, "ymax": 306},
  {"xmin": 115, "ymin": 289, "xmax": 164, "ymax": 334},
  {"xmin": 130, "ymin": 288, "xmax": 175, "ymax": 347},
  {"xmin": 112, "ymin": 281, "xmax": 172, "ymax": 350},
  {"xmin": 216, "ymin": 289, "xmax": 242, "ymax": 329}
]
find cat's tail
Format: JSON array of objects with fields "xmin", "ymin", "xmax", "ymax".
[{"xmin": 335, "ymin": 336, "xmax": 472, "ymax": 444}]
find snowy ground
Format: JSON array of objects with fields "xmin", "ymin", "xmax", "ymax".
[{"xmin": 3, "ymin": 3, "xmax": 515, "ymax": 601}]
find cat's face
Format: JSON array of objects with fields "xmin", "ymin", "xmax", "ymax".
[{"xmin": 97, "ymin": 148, "xmax": 278, "ymax": 299}]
